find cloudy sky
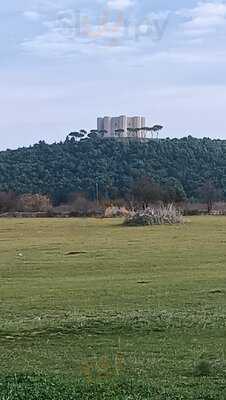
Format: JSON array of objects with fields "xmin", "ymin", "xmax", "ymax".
[{"xmin": 1, "ymin": 0, "xmax": 226, "ymax": 149}]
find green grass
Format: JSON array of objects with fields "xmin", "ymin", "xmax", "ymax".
[{"xmin": 0, "ymin": 216, "xmax": 226, "ymax": 398}]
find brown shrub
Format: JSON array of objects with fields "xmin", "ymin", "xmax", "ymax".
[{"xmin": 19, "ymin": 194, "xmax": 52, "ymax": 212}]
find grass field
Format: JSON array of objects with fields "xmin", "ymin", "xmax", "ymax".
[{"xmin": 1, "ymin": 216, "xmax": 226, "ymax": 399}]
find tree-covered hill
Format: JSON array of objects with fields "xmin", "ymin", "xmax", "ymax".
[{"xmin": 0, "ymin": 136, "xmax": 226, "ymax": 204}]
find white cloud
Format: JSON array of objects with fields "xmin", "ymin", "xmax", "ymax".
[
  {"xmin": 179, "ymin": 1, "xmax": 226, "ymax": 36},
  {"xmin": 23, "ymin": 11, "xmax": 41, "ymax": 21},
  {"xmin": 148, "ymin": 48, "xmax": 226, "ymax": 64},
  {"xmin": 3, "ymin": 1, "xmax": 226, "ymax": 148},
  {"xmin": 21, "ymin": 4, "xmax": 169, "ymax": 58},
  {"xmin": 106, "ymin": 0, "xmax": 134, "ymax": 10}
]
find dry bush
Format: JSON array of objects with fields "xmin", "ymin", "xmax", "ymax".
[
  {"xmin": 19, "ymin": 194, "xmax": 52, "ymax": 212},
  {"xmin": 124, "ymin": 204, "xmax": 184, "ymax": 226},
  {"xmin": 105, "ymin": 206, "xmax": 130, "ymax": 218}
]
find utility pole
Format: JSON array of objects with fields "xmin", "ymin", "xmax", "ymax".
[{"xmin": 96, "ymin": 182, "xmax": 99, "ymax": 207}]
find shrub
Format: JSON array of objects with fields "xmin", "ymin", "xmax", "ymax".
[
  {"xmin": 124, "ymin": 205, "xmax": 184, "ymax": 226},
  {"xmin": 19, "ymin": 194, "xmax": 52, "ymax": 212},
  {"xmin": 105, "ymin": 206, "xmax": 129, "ymax": 218},
  {"xmin": 193, "ymin": 360, "xmax": 212, "ymax": 377}
]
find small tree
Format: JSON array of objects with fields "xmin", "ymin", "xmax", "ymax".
[
  {"xmin": 163, "ymin": 180, "xmax": 187, "ymax": 204},
  {"xmin": 69, "ymin": 131, "xmax": 84, "ymax": 141},
  {"xmin": 127, "ymin": 128, "xmax": 138, "ymax": 138},
  {"xmin": 198, "ymin": 181, "xmax": 223, "ymax": 214},
  {"xmin": 141, "ymin": 127, "xmax": 151, "ymax": 139},
  {"xmin": 127, "ymin": 127, "xmax": 134, "ymax": 138},
  {"xmin": 88, "ymin": 130, "xmax": 100, "ymax": 139},
  {"xmin": 132, "ymin": 177, "xmax": 162, "ymax": 208},
  {"xmin": 133, "ymin": 128, "xmax": 140, "ymax": 138},
  {"xmin": 80, "ymin": 129, "xmax": 87, "ymax": 137},
  {"xmin": 151, "ymin": 125, "xmax": 163, "ymax": 139},
  {"xmin": 98, "ymin": 130, "xmax": 107, "ymax": 138},
  {"xmin": 115, "ymin": 129, "xmax": 125, "ymax": 138}
]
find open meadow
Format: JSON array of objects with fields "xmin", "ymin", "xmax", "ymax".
[{"xmin": 0, "ymin": 216, "xmax": 226, "ymax": 399}]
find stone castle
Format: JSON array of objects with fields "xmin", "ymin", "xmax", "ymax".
[{"xmin": 97, "ymin": 115, "xmax": 146, "ymax": 138}]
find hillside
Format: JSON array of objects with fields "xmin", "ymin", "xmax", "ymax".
[{"xmin": 0, "ymin": 136, "xmax": 225, "ymax": 203}]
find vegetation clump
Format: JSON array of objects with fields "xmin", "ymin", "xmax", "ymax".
[
  {"xmin": 193, "ymin": 360, "xmax": 212, "ymax": 377},
  {"xmin": 124, "ymin": 205, "xmax": 184, "ymax": 226}
]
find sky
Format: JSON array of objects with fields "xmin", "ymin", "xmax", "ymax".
[{"xmin": 1, "ymin": 0, "xmax": 226, "ymax": 150}]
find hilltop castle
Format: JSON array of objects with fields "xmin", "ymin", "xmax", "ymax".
[{"xmin": 97, "ymin": 115, "xmax": 146, "ymax": 138}]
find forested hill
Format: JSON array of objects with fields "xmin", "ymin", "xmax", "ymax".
[{"xmin": 0, "ymin": 136, "xmax": 226, "ymax": 204}]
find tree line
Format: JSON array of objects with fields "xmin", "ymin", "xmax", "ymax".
[
  {"xmin": 68, "ymin": 125, "xmax": 163, "ymax": 140},
  {"xmin": 0, "ymin": 134, "xmax": 225, "ymax": 210}
]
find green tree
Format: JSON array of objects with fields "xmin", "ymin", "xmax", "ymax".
[
  {"xmin": 69, "ymin": 131, "xmax": 84, "ymax": 141},
  {"xmin": 198, "ymin": 181, "xmax": 223, "ymax": 214},
  {"xmin": 151, "ymin": 125, "xmax": 163, "ymax": 139},
  {"xmin": 132, "ymin": 177, "xmax": 162, "ymax": 208},
  {"xmin": 115, "ymin": 129, "xmax": 125, "ymax": 138}
]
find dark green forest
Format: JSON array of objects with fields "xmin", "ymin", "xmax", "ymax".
[{"xmin": 0, "ymin": 136, "xmax": 226, "ymax": 204}]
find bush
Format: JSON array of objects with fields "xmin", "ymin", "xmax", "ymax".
[
  {"xmin": 19, "ymin": 194, "xmax": 52, "ymax": 212},
  {"xmin": 193, "ymin": 360, "xmax": 212, "ymax": 377},
  {"xmin": 124, "ymin": 205, "xmax": 184, "ymax": 226},
  {"xmin": 105, "ymin": 206, "xmax": 129, "ymax": 218}
]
